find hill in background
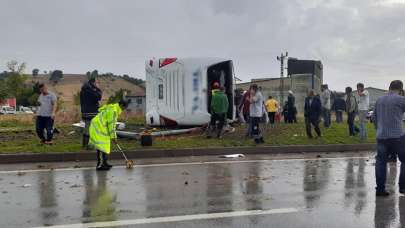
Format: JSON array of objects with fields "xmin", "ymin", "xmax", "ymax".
[{"xmin": 30, "ymin": 74, "xmax": 145, "ymax": 108}]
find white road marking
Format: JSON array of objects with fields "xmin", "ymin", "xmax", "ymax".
[
  {"xmin": 0, "ymin": 156, "xmax": 372, "ymax": 174},
  {"xmin": 33, "ymin": 208, "xmax": 300, "ymax": 228}
]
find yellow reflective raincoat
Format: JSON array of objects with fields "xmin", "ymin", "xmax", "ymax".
[{"xmin": 89, "ymin": 103, "xmax": 122, "ymax": 154}]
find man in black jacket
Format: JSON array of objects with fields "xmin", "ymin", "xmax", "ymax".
[
  {"xmin": 80, "ymin": 77, "xmax": 102, "ymax": 148},
  {"xmin": 304, "ymin": 90, "xmax": 322, "ymax": 138},
  {"xmin": 287, "ymin": 90, "xmax": 296, "ymax": 123}
]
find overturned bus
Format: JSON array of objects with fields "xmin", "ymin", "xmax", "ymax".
[{"xmin": 145, "ymin": 58, "xmax": 235, "ymax": 126}]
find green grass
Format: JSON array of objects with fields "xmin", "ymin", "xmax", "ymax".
[{"xmin": 0, "ymin": 120, "xmax": 379, "ymax": 154}]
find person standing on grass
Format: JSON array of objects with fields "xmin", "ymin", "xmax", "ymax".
[
  {"xmin": 373, "ymin": 80, "xmax": 405, "ymax": 197},
  {"xmin": 240, "ymin": 88, "xmax": 251, "ymax": 122},
  {"xmin": 207, "ymin": 83, "xmax": 229, "ymax": 139},
  {"xmin": 240, "ymin": 86, "xmax": 252, "ymax": 137},
  {"xmin": 304, "ymin": 90, "xmax": 322, "ymax": 138},
  {"xmin": 282, "ymin": 101, "xmax": 289, "ymax": 123},
  {"xmin": 356, "ymin": 83, "xmax": 369, "ymax": 141},
  {"xmin": 36, "ymin": 83, "xmax": 57, "ymax": 145},
  {"xmin": 333, "ymin": 94, "xmax": 346, "ymax": 123},
  {"xmin": 320, "ymin": 84, "xmax": 332, "ymax": 128},
  {"xmin": 80, "ymin": 77, "xmax": 102, "ymax": 149},
  {"xmin": 287, "ymin": 91, "xmax": 296, "ymax": 123},
  {"xmin": 345, "ymin": 87, "xmax": 359, "ymax": 137},
  {"xmin": 265, "ymin": 96, "xmax": 278, "ymax": 128},
  {"xmin": 249, "ymin": 84, "xmax": 265, "ymax": 144},
  {"xmin": 89, "ymin": 99, "xmax": 131, "ymax": 171}
]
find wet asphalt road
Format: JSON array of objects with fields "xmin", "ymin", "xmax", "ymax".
[{"xmin": 0, "ymin": 152, "xmax": 403, "ymax": 228}]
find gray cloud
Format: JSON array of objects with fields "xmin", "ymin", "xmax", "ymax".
[{"xmin": 1, "ymin": 0, "xmax": 404, "ymax": 91}]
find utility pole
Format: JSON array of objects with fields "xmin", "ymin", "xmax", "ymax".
[{"xmin": 277, "ymin": 51, "xmax": 288, "ymax": 103}]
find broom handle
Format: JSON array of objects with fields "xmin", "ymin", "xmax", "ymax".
[{"xmin": 116, "ymin": 143, "xmax": 129, "ymax": 161}]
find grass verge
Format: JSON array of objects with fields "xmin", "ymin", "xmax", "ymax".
[{"xmin": 0, "ymin": 119, "xmax": 377, "ymax": 154}]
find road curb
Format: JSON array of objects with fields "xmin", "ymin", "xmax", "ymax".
[{"xmin": 0, "ymin": 144, "xmax": 376, "ymax": 164}]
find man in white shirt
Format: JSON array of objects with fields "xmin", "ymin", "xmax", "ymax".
[
  {"xmin": 357, "ymin": 83, "xmax": 369, "ymax": 141},
  {"xmin": 36, "ymin": 83, "xmax": 57, "ymax": 144},
  {"xmin": 320, "ymin": 84, "xmax": 331, "ymax": 128},
  {"xmin": 249, "ymin": 84, "xmax": 265, "ymax": 144}
]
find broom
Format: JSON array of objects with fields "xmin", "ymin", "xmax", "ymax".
[{"xmin": 116, "ymin": 143, "xmax": 134, "ymax": 169}]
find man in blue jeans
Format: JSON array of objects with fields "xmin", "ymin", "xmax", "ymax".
[
  {"xmin": 373, "ymin": 80, "xmax": 405, "ymax": 196},
  {"xmin": 36, "ymin": 83, "xmax": 57, "ymax": 145}
]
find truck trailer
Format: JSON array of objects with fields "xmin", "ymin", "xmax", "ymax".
[{"xmin": 145, "ymin": 57, "xmax": 235, "ymax": 126}]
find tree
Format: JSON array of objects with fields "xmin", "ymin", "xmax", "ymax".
[
  {"xmin": 32, "ymin": 69, "xmax": 39, "ymax": 77},
  {"xmin": 0, "ymin": 80, "xmax": 7, "ymax": 100},
  {"xmin": 49, "ymin": 70, "xmax": 63, "ymax": 83},
  {"xmin": 5, "ymin": 71, "xmax": 27, "ymax": 98},
  {"xmin": 7, "ymin": 60, "xmax": 26, "ymax": 74},
  {"xmin": 121, "ymin": 74, "xmax": 145, "ymax": 86},
  {"xmin": 0, "ymin": 71, "xmax": 7, "ymax": 80},
  {"xmin": 0, "ymin": 61, "xmax": 39, "ymax": 106}
]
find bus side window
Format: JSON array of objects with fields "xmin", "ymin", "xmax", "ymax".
[{"xmin": 158, "ymin": 84, "xmax": 163, "ymax": 99}]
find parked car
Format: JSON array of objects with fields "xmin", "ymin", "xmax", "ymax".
[
  {"xmin": 18, "ymin": 106, "xmax": 34, "ymax": 114},
  {"xmin": 0, "ymin": 106, "xmax": 17, "ymax": 114}
]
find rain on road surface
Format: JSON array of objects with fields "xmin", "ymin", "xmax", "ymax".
[{"xmin": 0, "ymin": 152, "xmax": 403, "ymax": 228}]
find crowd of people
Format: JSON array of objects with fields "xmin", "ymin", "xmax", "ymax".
[{"xmin": 231, "ymin": 81, "xmax": 377, "ymax": 143}]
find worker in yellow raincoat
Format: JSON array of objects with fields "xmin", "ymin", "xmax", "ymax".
[{"xmin": 89, "ymin": 99, "xmax": 131, "ymax": 171}]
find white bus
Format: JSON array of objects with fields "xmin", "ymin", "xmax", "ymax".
[{"xmin": 145, "ymin": 57, "xmax": 235, "ymax": 126}]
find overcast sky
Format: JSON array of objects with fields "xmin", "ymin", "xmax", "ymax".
[{"xmin": 1, "ymin": 0, "xmax": 404, "ymax": 91}]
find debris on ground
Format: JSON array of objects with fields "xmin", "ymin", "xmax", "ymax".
[
  {"xmin": 37, "ymin": 165, "xmax": 46, "ymax": 169},
  {"xmin": 220, "ymin": 154, "xmax": 245, "ymax": 158},
  {"xmin": 2, "ymin": 191, "xmax": 8, "ymax": 194},
  {"xmin": 67, "ymin": 131, "xmax": 76, "ymax": 135},
  {"xmin": 181, "ymin": 171, "xmax": 190, "ymax": 175},
  {"xmin": 316, "ymin": 155, "xmax": 322, "ymax": 158},
  {"xmin": 184, "ymin": 181, "xmax": 189, "ymax": 185},
  {"xmin": 119, "ymin": 209, "xmax": 133, "ymax": 213},
  {"xmin": 73, "ymin": 165, "xmax": 81, "ymax": 169},
  {"xmin": 16, "ymin": 172, "xmax": 26, "ymax": 176},
  {"xmin": 22, "ymin": 184, "xmax": 32, "ymax": 188},
  {"xmin": 70, "ymin": 184, "xmax": 82, "ymax": 188}
]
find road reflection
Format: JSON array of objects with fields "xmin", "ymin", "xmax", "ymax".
[
  {"xmin": 374, "ymin": 164, "xmax": 398, "ymax": 228},
  {"xmin": 82, "ymin": 170, "xmax": 116, "ymax": 223},
  {"xmin": 37, "ymin": 171, "xmax": 59, "ymax": 226},
  {"xmin": 344, "ymin": 159, "xmax": 367, "ymax": 215},
  {"xmin": 303, "ymin": 160, "xmax": 330, "ymax": 208}
]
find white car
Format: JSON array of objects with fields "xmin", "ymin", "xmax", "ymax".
[
  {"xmin": 0, "ymin": 106, "xmax": 17, "ymax": 114},
  {"xmin": 19, "ymin": 106, "xmax": 34, "ymax": 114}
]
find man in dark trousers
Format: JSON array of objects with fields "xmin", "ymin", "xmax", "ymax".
[
  {"xmin": 36, "ymin": 83, "xmax": 57, "ymax": 144},
  {"xmin": 80, "ymin": 77, "xmax": 102, "ymax": 148},
  {"xmin": 333, "ymin": 94, "xmax": 346, "ymax": 123},
  {"xmin": 207, "ymin": 82, "xmax": 229, "ymax": 139},
  {"xmin": 287, "ymin": 90, "xmax": 296, "ymax": 123},
  {"xmin": 304, "ymin": 90, "xmax": 322, "ymax": 138},
  {"xmin": 345, "ymin": 87, "xmax": 359, "ymax": 136},
  {"xmin": 373, "ymin": 80, "xmax": 405, "ymax": 196}
]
